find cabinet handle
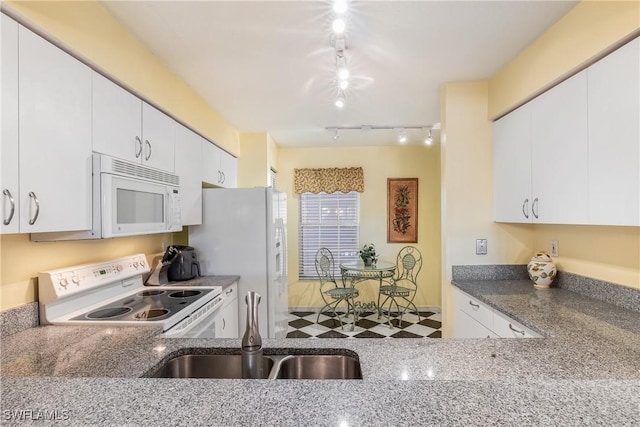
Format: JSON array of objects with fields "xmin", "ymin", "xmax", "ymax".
[
  {"xmin": 222, "ymin": 318, "xmax": 226, "ymax": 330},
  {"xmin": 509, "ymin": 323, "xmax": 525, "ymax": 336},
  {"xmin": 221, "ymin": 171, "xmax": 225, "ymax": 184},
  {"xmin": 144, "ymin": 140, "xmax": 152, "ymax": 161},
  {"xmin": 522, "ymin": 198, "xmax": 529, "ymax": 219},
  {"xmin": 28, "ymin": 192, "xmax": 40, "ymax": 225},
  {"xmin": 2, "ymin": 189, "xmax": 16, "ymax": 226},
  {"xmin": 135, "ymin": 136, "xmax": 143, "ymax": 158},
  {"xmin": 225, "ymin": 288, "xmax": 233, "ymax": 295},
  {"xmin": 218, "ymin": 171, "xmax": 222, "ymax": 184},
  {"xmin": 468, "ymin": 300, "xmax": 480, "ymax": 309},
  {"xmin": 532, "ymin": 197, "xmax": 539, "ymax": 219}
]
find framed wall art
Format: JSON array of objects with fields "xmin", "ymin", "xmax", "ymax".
[{"xmin": 387, "ymin": 178, "xmax": 418, "ymax": 243}]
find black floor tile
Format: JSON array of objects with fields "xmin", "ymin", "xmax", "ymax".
[
  {"xmin": 418, "ymin": 318, "xmax": 442, "ymax": 329},
  {"xmin": 317, "ymin": 330, "xmax": 348, "ymax": 339},
  {"xmin": 288, "ymin": 318, "xmax": 313, "ymax": 329},
  {"xmin": 427, "ymin": 331, "xmax": 442, "ymax": 338},
  {"xmin": 390, "ymin": 330, "xmax": 422, "ymax": 338},
  {"xmin": 286, "ymin": 330, "xmax": 312, "ymax": 338},
  {"xmin": 353, "ymin": 330, "xmax": 386, "ymax": 338}
]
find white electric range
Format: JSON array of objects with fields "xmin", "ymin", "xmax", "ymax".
[{"xmin": 38, "ymin": 254, "xmax": 224, "ymax": 335}]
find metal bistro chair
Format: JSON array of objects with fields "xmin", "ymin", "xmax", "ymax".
[
  {"xmin": 378, "ymin": 246, "xmax": 422, "ymax": 327},
  {"xmin": 315, "ymin": 248, "xmax": 359, "ymax": 331}
]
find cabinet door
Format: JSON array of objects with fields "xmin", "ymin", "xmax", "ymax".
[
  {"xmin": 493, "ymin": 104, "xmax": 532, "ymax": 223},
  {"xmin": 202, "ymin": 140, "xmax": 222, "ymax": 185},
  {"xmin": 141, "ymin": 103, "xmax": 175, "ymax": 172},
  {"xmin": 454, "ymin": 310, "xmax": 496, "ymax": 339},
  {"xmin": 219, "ymin": 150, "xmax": 237, "ymax": 188},
  {"xmin": 19, "ymin": 26, "xmax": 92, "ymax": 232},
  {"xmin": 531, "ymin": 71, "xmax": 589, "ymax": 224},
  {"xmin": 92, "ymin": 72, "xmax": 142, "ymax": 163},
  {"xmin": 1, "ymin": 15, "xmax": 19, "ymax": 234},
  {"xmin": 175, "ymin": 124, "xmax": 202, "ymax": 225},
  {"xmin": 588, "ymin": 38, "xmax": 640, "ymax": 226}
]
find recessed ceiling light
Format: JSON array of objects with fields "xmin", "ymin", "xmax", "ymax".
[
  {"xmin": 335, "ymin": 93, "xmax": 346, "ymax": 109},
  {"xmin": 333, "ymin": 0, "xmax": 348, "ymax": 14},
  {"xmin": 332, "ymin": 18, "xmax": 346, "ymax": 34},
  {"xmin": 339, "ymin": 80, "xmax": 349, "ymax": 90}
]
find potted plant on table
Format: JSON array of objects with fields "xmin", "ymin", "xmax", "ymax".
[{"xmin": 359, "ymin": 243, "xmax": 378, "ymax": 267}]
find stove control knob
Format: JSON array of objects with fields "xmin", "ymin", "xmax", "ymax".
[
  {"xmin": 133, "ymin": 261, "xmax": 139, "ymax": 269},
  {"xmin": 139, "ymin": 259, "xmax": 146, "ymax": 267},
  {"xmin": 72, "ymin": 275, "xmax": 80, "ymax": 284},
  {"xmin": 116, "ymin": 264, "xmax": 123, "ymax": 272},
  {"xmin": 59, "ymin": 278, "xmax": 69, "ymax": 289}
]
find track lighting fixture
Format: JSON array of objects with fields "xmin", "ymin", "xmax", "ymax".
[
  {"xmin": 332, "ymin": 18, "xmax": 346, "ymax": 34},
  {"xmin": 325, "ymin": 125, "xmax": 437, "ymax": 144},
  {"xmin": 424, "ymin": 129, "xmax": 433, "ymax": 145}
]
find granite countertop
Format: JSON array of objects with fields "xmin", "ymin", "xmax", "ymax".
[{"xmin": 1, "ymin": 278, "xmax": 639, "ymax": 425}]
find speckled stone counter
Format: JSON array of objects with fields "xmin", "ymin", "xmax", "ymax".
[{"xmin": 2, "ymin": 277, "xmax": 639, "ymax": 425}]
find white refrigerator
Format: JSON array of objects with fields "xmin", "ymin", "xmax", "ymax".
[{"xmin": 189, "ymin": 187, "xmax": 288, "ymax": 339}]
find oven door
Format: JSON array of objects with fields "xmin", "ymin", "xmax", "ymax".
[
  {"xmin": 163, "ymin": 294, "xmax": 225, "ymax": 338},
  {"xmin": 102, "ymin": 174, "xmax": 180, "ymax": 238}
]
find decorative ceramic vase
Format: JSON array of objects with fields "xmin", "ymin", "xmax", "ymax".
[
  {"xmin": 362, "ymin": 257, "xmax": 373, "ymax": 266},
  {"xmin": 527, "ymin": 252, "xmax": 557, "ymax": 289}
]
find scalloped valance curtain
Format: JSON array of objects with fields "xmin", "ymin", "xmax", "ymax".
[{"xmin": 294, "ymin": 167, "xmax": 364, "ymax": 194}]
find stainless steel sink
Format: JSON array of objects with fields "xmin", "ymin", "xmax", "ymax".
[
  {"xmin": 153, "ymin": 354, "xmax": 274, "ymax": 379},
  {"xmin": 149, "ymin": 351, "xmax": 362, "ymax": 380},
  {"xmin": 273, "ymin": 355, "xmax": 362, "ymax": 380}
]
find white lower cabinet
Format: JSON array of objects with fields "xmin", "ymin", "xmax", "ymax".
[
  {"xmin": 215, "ymin": 282, "xmax": 239, "ymax": 338},
  {"xmin": 452, "ymin": 287, "xmax": 540, "ymax": 339}
]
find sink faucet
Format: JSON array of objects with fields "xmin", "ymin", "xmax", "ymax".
[{"xmin": 241, "ymin": 291, "xmax": 263, "ymax": 379}]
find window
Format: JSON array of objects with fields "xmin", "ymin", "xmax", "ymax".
[
  {"xmin": 298, "ymin": 191, "xmax": 360, "ymax": 278},
  {"xmin": 269, "ymin": 168, "xmax": 277, "ymax": 188}
]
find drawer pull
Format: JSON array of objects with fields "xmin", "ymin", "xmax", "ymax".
[
  {"xmin": 509, "ymin": 323, "xmax": 525, "ymax": 336},
  {"xmin": 468, "ymin": 300, "xmax": 480, "ymax": 309}
]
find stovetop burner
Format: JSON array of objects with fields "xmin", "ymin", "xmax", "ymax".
[
  {"xmin": 86, "ymin": 307, "xmax": 132, "ymax": 319},
  {"xmin": 70, "ymin": 287, "xmax": 215, "ymax": 323},
  {"xmin": 169, "ymin": 290, "xmax": 201, "ymax": 299}
]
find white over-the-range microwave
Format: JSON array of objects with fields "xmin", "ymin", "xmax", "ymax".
[{"xmin": 32, "ymin": 153, "xmax": 181, "ymax": 241}]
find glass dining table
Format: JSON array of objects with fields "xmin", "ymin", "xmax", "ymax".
[{"xmin": 339, "ymin": 260, "xmax": 396, "ymax": 324}]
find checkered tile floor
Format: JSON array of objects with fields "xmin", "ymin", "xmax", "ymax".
[{"xmin": 287, "ymin": 310, "xmax": 442, "ymax": 339}]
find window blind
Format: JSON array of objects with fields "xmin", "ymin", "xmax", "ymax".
[{"xmin": 298, "ymin": 191, "xmax": 360, "ymax": 279}]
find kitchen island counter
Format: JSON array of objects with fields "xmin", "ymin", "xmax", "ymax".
[{"xmin": 2, "ymin": 279, "xmax": 639, "ymax": 426}]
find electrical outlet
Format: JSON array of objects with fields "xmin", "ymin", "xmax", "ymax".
[
  {"xmin": 550, "ymin": 240, "xmax": 559, "ymax": 257},
  {"xmin": 476, "ymin": 239, "xmax": 487, "ymax": 255}
]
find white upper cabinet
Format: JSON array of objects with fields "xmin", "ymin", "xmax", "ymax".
[
  {"xmin": 493, "ymin": 104, "xmax": 533, "ymax": 223},
  {"xmin": 1, "ymin": 15, "xmax": 20, "ymax": 234},
  {"xmin": 175, "ymin": 124, "xmax": 203, "ymax": 225},
  {"xmin": 530, "ymin": 70, "xmax": 589, "ymax": 224},
  {"xmin": 18, "ymin": 25, "xmax": 92, "ymax": 232},
  {"xmin": 92, "ymin": 73, "xmax": 142, "ymax": 163},
  {"xmin": 141, "ymin": 102, "xmax": 176, "ymax": 172},
  {"xmin": 219, "ymin": 150, "xmax": 238, "ymax": 188},
  {"xmin": 587, "ymin": 38, "xmax": 640, "ymax": 226},
  {"xmin": 92, "ymin": 73, "xmax": 175, "ymax": 172},
  {"xmin": 202, "ymin": 141, "xmax": 237, "ymax": 188}
]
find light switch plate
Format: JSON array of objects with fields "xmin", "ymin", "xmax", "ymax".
[
  {"xmin": 550, "ymin": 240, "xmax": 559, "ymax": 257},
  {"xmin": 476, "ymin": 239, "xmax": 487, "ymax": 255}
]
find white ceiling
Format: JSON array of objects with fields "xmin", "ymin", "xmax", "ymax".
[{"xmin": 101, "ymin": 1, "xmax": 577, "ymax": 147}]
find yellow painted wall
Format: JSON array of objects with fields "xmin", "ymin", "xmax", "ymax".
[
  {"xmin": 439, "ymin": 82, "xmax": 534, "ymax": 337},
  {"xmin": 0, "ymin": 234, "xmax": 169, "ymax": 310},
  {"xmin": 489, "ymin": 0, "xmax": 640, "ymax": 119},
  {"xmin": 0, "ymin": 1, "xmax": 240, "ymax": 310},
  {"xmin": 486, "ymin": 0, "xmax": 640, "ymax": 291},
  {"xmin": 238, "ymin": 133, "xmax": 270, "ymax": 188},
  {"xmin": 3, "ymin": 0, "xmax": 239, "ymax": 154},
  {"xmin": 279, "ymin": 144, "xmax": 442, "ymax": 309}
]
